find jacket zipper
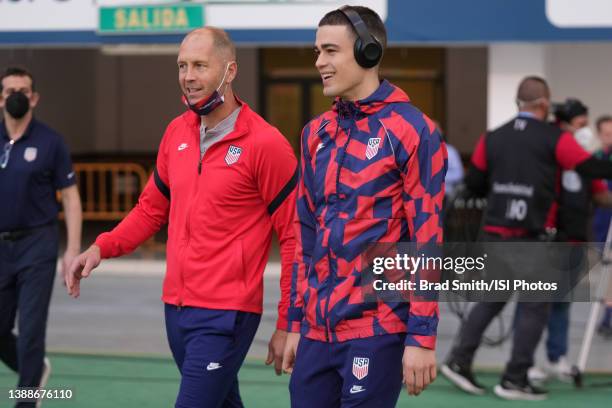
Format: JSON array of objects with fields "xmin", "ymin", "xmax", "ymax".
[
  {"xmin": 179, "ymin": 126, "xmax": 244, "ymax": 306},
  {"xmin": 179, "ymin": 127, "xmax": 206, "ymax": 307},
  {"xmin": 178, "ymin": 120, "xmax": 246, "ymax": 308},
  {"xmin": 323, "ymin": 121, "xmax": 353, "ymax": 341}
]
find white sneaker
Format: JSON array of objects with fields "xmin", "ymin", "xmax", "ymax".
[
  {"xmin": 547, "ymin": 356, "xmax": 573, "ymax": 383},
  {"xmin": 527, "ymin": 366, "xmax": 549, "ymax": 383},
  {"xmin": 36, "ymin": 357, "xmax": 51, "ymax": 408}
]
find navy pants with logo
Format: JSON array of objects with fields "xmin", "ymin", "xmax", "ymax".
[
  {"xmin": 289, "ymin": 334, "xmax": 406, "ymax": 408},
  {"xmin": 164, "ymin": 305, "xmax": 261, "ymax": 408},
  {"xmin": 0, "ymin": 224, "xmax": 58, "ymax": 408}
]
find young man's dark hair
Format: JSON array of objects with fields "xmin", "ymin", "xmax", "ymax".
[
  {"xmin": 0, "ymin": 66, "xmax": 36, "ymax": 93},
  {"xmin": 318, "ymin": 5, "xmax": 388, "ymax": 51},
  {"xmin": 596, "ymin": 115, "xmax": 612, "ymax": 132}
]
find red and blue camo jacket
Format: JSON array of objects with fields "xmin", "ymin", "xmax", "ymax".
[{"xmin": 287, "ymin": 80, "xmax": 447, "ymax": 349}]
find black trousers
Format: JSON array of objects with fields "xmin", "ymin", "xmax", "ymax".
[
  {"xmin": 450, "ymin": 300, "xmax": 551, "ymax": 383},
  {"xmin": 0, "ymin": 224, "xmax": 58, "ymax": 408},
  {"xmin": 449, "ymin": 233, "xmax": 552, "ymax": 383}
]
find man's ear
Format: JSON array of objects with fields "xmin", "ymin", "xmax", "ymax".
[
  {"xmin": 226, "ymin": 61, "xmax": 238, "ymax": 84},
  {"xmin": 29, "ymin": 91, "xmax": 40, "ymax": 109}
]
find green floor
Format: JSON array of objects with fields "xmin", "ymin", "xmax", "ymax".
[{"xmin": 1, "ymin": 353, "xmax": 611, "ymax": 407}]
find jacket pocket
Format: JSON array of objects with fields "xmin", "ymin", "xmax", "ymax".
[
  {"xmin": 232, "ymin": 239, "xmax": 247, "ymax": 290},
  {"xmin": 328, "ymin": 301, "xmax": 378, "ymax": 329}
]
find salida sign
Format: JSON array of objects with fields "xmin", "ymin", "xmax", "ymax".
[{"xmin": 99, "ymin": 4, "xmax": 205, "ymax": 34}]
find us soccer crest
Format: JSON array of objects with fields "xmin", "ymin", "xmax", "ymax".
[
  {"xmin": 365, "ymin": 137, "xmax": 381, "ymax": 160},
  {"xmin": 225, "ymin": 145, "xmax": 242, "ymax": 166},
  {"xmin": 352, "ymin": 357, "xmax": 369, "ymax": 380},
  {"xmin": 24, "ymin": 147, "xmax": 37, "ymax": 162}
]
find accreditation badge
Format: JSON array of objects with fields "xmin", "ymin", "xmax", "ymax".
[{"xmin": 24, "ymin": 147, "xmax": 38, "ymax": 162}]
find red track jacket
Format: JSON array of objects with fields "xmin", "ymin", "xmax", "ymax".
[{"xmin": 95, "ymin": 101, "xmax": 298, "ymax": 329}]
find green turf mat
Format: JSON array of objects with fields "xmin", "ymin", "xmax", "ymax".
[{"xmin": 1, "ymin": 353, "xmax": 610, "ymax": 407}]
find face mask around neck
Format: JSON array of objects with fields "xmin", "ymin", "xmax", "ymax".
[{"xmin": 183, "ymin": 63, "xmax": 231, "ymax": 116}]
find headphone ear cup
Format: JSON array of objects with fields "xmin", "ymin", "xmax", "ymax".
[
  {"xmin": 354, "ymin": 37, "xmax": 382, "ymax": 69},
  {"xmin": 363, "ymin": 39, "xmax": 383, "ymax": 67},
  {"xmin": 353, "ymin": 37, "xmax": 366, "ymax": 68}
]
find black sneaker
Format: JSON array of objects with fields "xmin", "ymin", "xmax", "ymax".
[
  {"xmin": 440, "ymin": 360, "xmax": 486, "ymax": 395},
  {"xmin": 494, "ymin": 378, "xmax": 548, "ymax": 401}
]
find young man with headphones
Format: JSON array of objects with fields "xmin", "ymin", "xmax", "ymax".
[{"xmin": 282, "ymin": 6, "xmax": 447, "ymax": 407}]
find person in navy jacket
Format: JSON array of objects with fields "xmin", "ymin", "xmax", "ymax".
[{"xmin": 1, "ymin": 66, "xmax": 82, "ymax": 408}]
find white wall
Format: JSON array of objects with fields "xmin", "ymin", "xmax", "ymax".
[
  {"xmin": 487, "ymin": 43, "xmax": 550, "ymax": 129},
  {"xmin": 548, "ymin": 43, "xmax": 612, "ymax": 127},
  {"xmin": 487, "ymin": 42, "xmax": 612, "ymax": 132}
]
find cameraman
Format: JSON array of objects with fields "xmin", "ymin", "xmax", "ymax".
[{"xmin": 441, "ymin": 77, "xmax": 612, "ymax": 400}]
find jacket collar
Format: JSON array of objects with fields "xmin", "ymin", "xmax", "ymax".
[
  {"xmin": 332, "ymin": 79, "xmax": 411, "ymax": 119},
  {"xmin": 183, "ymin": 96, "xmax": 249, "ymax": 142}
]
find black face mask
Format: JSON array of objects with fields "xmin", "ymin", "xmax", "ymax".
[{"xmin": 5, "ymin": 91, "xmax": 30, "ymax": 119}]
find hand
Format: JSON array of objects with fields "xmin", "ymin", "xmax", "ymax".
[
  {"xmin": 282, "ymin": 332, "xmax": 300, "ymax": 374},
  {"xmin": 402, "ymin": 346, "xmax": 436, "ymax": 396},
  {"xmin": 265, "ymin": 329, "xmax": 288, "ymax": 375},
  {"xmin": 65, "ymin": 245, "xmax": 101, "ymax": 298},
  {"xmin": 61, "ymin": 248, "xmax": 80, "ymax": 287}
]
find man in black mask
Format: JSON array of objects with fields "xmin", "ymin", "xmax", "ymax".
[{"xmin": 0, "ymin": 66, "xmax": 82, "ymax": 408}]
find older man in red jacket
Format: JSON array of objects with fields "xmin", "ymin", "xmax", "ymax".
[{"xmin": 66, "ymin": 27, "xmax": 297, "ymax": 408}]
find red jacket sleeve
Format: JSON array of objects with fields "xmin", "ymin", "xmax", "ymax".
[
  {"xmin": 591, "ymin": 179, "xmax": 608, "ymax": 195},
  {"xmin": 253, "ymin": 129, "xmax": 298, "ymax": 330},
  {"xmin": 471, "ymin": 134, "xmax": 487, "ymax": 171},
  {"xmin": 556, "ymin": 131, "xmax": 592, "ymax": 170},
  {"xmin": 401, "ymin": 118, "xmax": 446, "ymax": 350},
  {"xmin": 95, "ymin": 127, "xmax": 171, "ymax": 258}
]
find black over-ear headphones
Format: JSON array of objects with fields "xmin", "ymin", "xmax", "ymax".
[{"xmin": 338, "ymin": 5, "xmax": 383, "ymax": 69}]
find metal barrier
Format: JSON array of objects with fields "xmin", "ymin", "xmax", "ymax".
[{"xmin": 71, "ymin": 162, "xmax": 149, "ymax": 221}]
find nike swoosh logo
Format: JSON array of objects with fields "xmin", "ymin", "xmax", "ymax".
[
  {"xmin": 206, "ymin": 363, "xmax": 222, "ymax": 371},
  {"xmin": 349, "ymin": 387, "xmax": 366, "ymax": 394}
]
